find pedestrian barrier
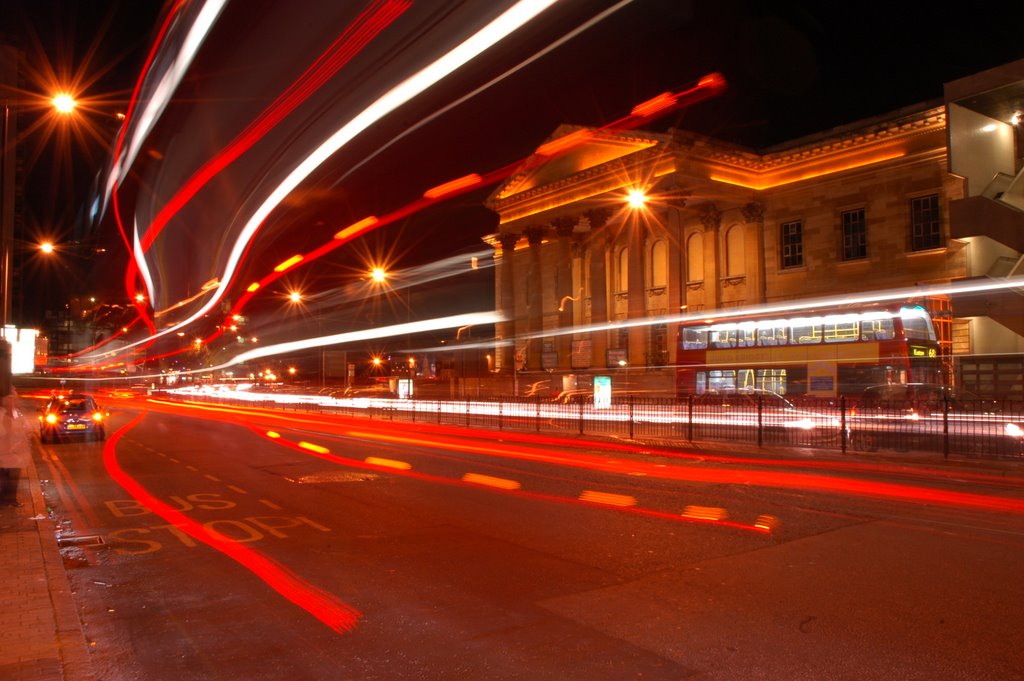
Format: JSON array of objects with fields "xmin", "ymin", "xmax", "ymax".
[{"xmin": 163, "ymin": 391, "xmax": 1024, "ymax": 459}]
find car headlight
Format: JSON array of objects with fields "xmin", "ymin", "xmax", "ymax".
[{"xmin": 1005, "ymin": 422, "xmax": 1023, "ymax": 438}]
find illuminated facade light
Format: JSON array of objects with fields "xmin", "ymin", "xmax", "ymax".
[
  {"xmin": 626, "ymin": 188, "xmax": 647, "ymax": 208},
  {"xmin": 1013, "ymin": 111, "xmax": 1022, "ymax": 126},
  {"xmin": 535, "ymin": 129, "xmax": 591, "ymax": 157}
]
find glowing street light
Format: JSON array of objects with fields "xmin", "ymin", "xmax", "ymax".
[
  {"xmin": 370, "ymin": 267, "xmax": 387, "ymax": 283},
  {"xmin": 51, "ymin": 93, "xmax": 77, "ymax": 115},
  {"xmin": 39, "ymin": 241, "xmax": 54, "ymax": 254},
  {"xmin": 288, "ymin": 290, "xmax": 302, "ymax": 303}
]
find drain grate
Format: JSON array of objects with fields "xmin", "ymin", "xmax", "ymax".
[{"xmin": 57, "ymin": 535, "xmax": 105, "ymax": 547}]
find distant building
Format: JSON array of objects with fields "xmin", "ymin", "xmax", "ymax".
[{"xmin": 485, "ymin": 60, "xmax": 1024, "ymax": 400}]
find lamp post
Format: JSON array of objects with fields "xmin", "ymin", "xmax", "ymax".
[{"xmin": 1, "ymin": 91, "xmax": 77, "ymax": 336}]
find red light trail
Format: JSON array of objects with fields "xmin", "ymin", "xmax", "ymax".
[{"xmin": 103, "ymin": 411, "xmax": 363, "ymax": 634}]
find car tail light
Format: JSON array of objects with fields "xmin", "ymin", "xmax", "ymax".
[
  {"xmin": 45, "ymin": 413, "xmax": 58, "ymax": 424},
  {"xmin": 92, "ymin": 412, "xmax": 104, "ymax": 422}
]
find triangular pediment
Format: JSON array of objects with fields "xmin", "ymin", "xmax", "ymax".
[{"xmin": 489, "ymin": 125, "xmax": 664, "ymax": 203}]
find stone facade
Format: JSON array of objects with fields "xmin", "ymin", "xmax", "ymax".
[{"xmin": 484, "ymin": 106, "xmax": 1018, "ymax": 396}]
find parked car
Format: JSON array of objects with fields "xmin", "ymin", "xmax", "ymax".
[{"xmin": 39, "ymin": 393, "xmax": 107, "ymax": 443}]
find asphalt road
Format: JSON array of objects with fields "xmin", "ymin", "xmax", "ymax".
[{"xmin": 31, "ymin": 395, "xmax": 1024, "ymax": 680}]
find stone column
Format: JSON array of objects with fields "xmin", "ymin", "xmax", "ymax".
[
  {"xmin": 524, "ymin": 225, "xmax": 546, "ymax": 371},
  {"xmin": 586, "ymin": 207, "xmax": 612, "ymax": 368},
  {"xmin": 700, "ymin": 203, "xmax": 721, "ymax": 311},
  {"xmin": 552, "ymin": 216, "xmax": 576, "ymax": 370},
  {"xmin": 742, "ymin": 201, "xmax": 767, "ymax": 304},
  {"xmin": 627, "ymin": 212, "xmax": 647, "ymax": 368},
  {"xmin": 496, "ymin": 232, "xmax": 520, "ymax": 374}
]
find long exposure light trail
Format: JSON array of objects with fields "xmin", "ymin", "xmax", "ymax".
[
  {"xmin": 330, "ymin": 0, "xmax": 638, "ymax": 186},
  {"xmin": 106, "ymin": 0, "xmax": 560, "ymax": 358},
  {"xmin": 103, "ymin": 412, "xmax": 363, "ymax": 633},
  {"xmin": 139, "ymin": 396, "xmax": 1024, "ymax": 519},
  {"xmin": 116, "ymin": 0, "xmax": 228, "ymax": 186}
]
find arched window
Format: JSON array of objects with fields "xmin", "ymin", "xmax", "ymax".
[
  {"xmin": 725, "ymin": 224, "xmax": 745, "ymax": 277},
  {"xmin": 687, "ymin": 233, "xmax": 704, "ymax": 282},
  {"xmin": 650, "ymin": 240, "xmax": 668, "ymax": 288},
  {"xmin": 617, "ymin": 247, "xmax": 629, "ymax": 293}
]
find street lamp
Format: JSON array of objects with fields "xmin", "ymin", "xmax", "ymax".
[{"xmin": 1, "ymin": 90, "xmax": 78, "ymax": 335}]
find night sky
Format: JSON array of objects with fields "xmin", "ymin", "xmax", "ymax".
[{"xmin": 3, "ymin": 0, "xmax": 1024, "ymax": 326}]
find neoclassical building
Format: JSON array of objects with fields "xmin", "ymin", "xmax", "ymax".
[{"xmin": 485, "ymin": 60, "xmax": 1024, "ymax": 399}]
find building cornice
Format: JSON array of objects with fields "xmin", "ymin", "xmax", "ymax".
[{"xmin": 693, "ymin": 107, "xmax": 947, "ymax": 190}]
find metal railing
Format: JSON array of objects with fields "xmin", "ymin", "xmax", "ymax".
[{"xmin": 165, "ymin": 391, "xmax": 1024, "ymax": 460}]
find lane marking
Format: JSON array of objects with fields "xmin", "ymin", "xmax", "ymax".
[
  {"xmin": 186, "ymin": 465, "xmax": 199, "ymax": 472},
  {"xmin": 462, "ymin": 473, "xmax": 521, "ymax": 490},
  {"xmin": 227, "ymin": 485, "xmax": 248, "ymax": 494},
  {"xmin": 259, "ymin": 499, "xmax": 284, "ymax": 510},
  {"xmin": 365, "ymin": 456, "xmax": 412, "ymax": 470},
  {"xmin": 579, "ymin": 490, "xmax": 637, "ymax": 507},
  {"xmin": 205, "ymin": 474, "xmax": 221, "ymax": 482}
]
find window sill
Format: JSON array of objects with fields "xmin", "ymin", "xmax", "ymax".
[{"xmin": 905, "ymin": 246, "xmax": 946, "ymax": 256}]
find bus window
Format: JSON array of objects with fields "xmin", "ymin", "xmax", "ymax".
[
  {"xmin": 899, "ymin": 307, "xmax": 936, "ymax": 341},
  {"xmin": 709, "ymin": 327, "xmax": 737, "ymax": 349},
  {"xmin": 681, "ymin": 327, "xmax": 708, "ymax": 350},
  {"xmin": 737, "ymin": 368, "xmax": 755, "ymax": 389},
  {"xmin": 790, "ymin": 320, "xmax": 822, "ymax": 344},
  {"xmin": 823, "ymin": 316, "xmax": 859, "ymax": 343},
  {"xmin": 756, "ymin": 368, "xmax": 787, "ymax": 394},
  {"xmin": 861, "ymin": 317, "xmax": 895, "ymax": 341},
  {"xmin": 737, "ymin": 324, "xmax": 756, "ymax": 348},
  {"xmin": 756, "ymin": 321, "xmax": 787, "ymax": 346},
  {"xmin": 706, "ymin": 370, "xmax": 736, "ymax": 392}
]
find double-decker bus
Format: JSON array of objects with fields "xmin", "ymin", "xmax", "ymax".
[{"xmin": 676, "ymin": 304, "xmax": 942, "ymax": 398}]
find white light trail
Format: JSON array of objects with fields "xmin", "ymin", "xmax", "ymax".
[
  {"xmin": 133, "ymin": 218, "xmax": 157, "ymax": 304},
  {"xmin": 114, "ymin": 0, "xmax": 559, "ymax": 356},
  {"xmin": 215, "ymin": 311, "xmax": 504, "ymax": 370},
  {"xmin": 119, "ymin": 0, "xmax": 228, "ymax": 182},
  {"xmin": 504, "ymin": 275, "xmax": 1024, "ymax": 343},
  {"xmin": 331, "ymin": 0, "xmax": 636, "ymax": 186}
]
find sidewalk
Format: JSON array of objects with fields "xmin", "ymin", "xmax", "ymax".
[{"xmin": 0, "ymin": 412, "xmax": 93, "ymax": 681}]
